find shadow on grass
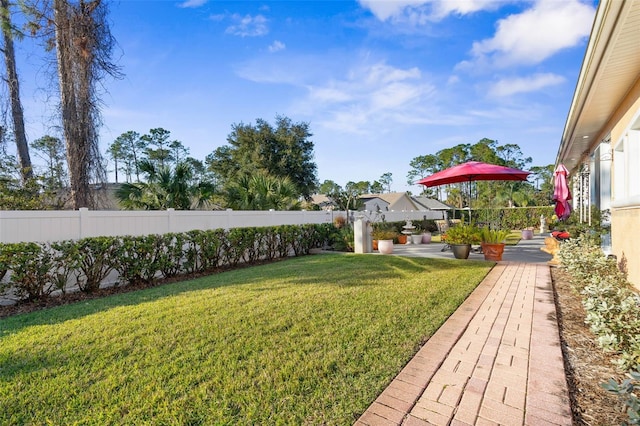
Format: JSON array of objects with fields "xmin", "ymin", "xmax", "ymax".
[{"xmin": 0, "ymin": 253, "xmax": 490, "ymax": 337}]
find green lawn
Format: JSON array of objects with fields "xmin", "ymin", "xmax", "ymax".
[{"xmin": 0, "ymin": 254, "xmax": 491, "ymax": 425}]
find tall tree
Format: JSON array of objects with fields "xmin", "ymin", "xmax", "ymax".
[
  {"xmin": 52, "ymin": 0, "xmax": 120, "ymax": 209},
  {"xmin": 1, "ymin": 0, "xmax": 33, "ymax": 182},
  {"xmin": 207, "ymin": 115, "xmax": 318, "ymax": 200},
  {"xmin": 30, "ymin": 135, "xmax": 67, "ymax": 190},
  {"xmin": 379, "ymin": 172, "xmax": 392, "ymax": 193},
  {"xmin": 141, "ymin": 127, "xmax": 175, "ymax": 168},
  {"xmin": 108, "ymin": 130, "xmax": 144, "ymax": 182}
]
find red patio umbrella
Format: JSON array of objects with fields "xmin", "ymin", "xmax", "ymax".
[
  {"xmin": 417, "ymin": 161, "xmax": 531, "ymax": 187},
  {"xmin": 553, "ymin": 164, "xmax": 572, "ymax": 221},
  {"xmin": 416, "ymin": 161, "xmax": 530, "ymax": 222}
]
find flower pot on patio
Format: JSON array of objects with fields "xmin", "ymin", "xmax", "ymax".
[
  {"xmin": 411, "ymin": 235, "xmax": 423, "ymax": 244},
  {"xmin": 377, "ymin": 239, "xmax": 394, "ymax": 254},
  {"xmin": 481, "ymin": 242, "xmax": 505, "ymax": 261},
  {"xmin": 521, "ymin": 229, "xmax": 533, "ymax": 240},
  {"xmin": 397, "ymin": 235, "xmax": 408, "ymax": 244},
  {"xmin": 421, "ymin": 232, "xmax": 432, "ymax": 244},
  {"xmin": 451, "ymin": 244, "xmax": 471, "ymax": 259}
]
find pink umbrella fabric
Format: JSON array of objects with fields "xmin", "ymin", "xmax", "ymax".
[
  {"xmin": 553, "ymin": 164, "xmax": 572, "ymax": 220},
  {"xmin": 417, "ymin": 161, "xmax": 530, "ymax": 187},
  {"xmin": 417, "ymin": 162, "xmax": 530, "ymax": 223}
]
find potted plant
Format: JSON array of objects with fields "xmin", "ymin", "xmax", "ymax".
[
  {"xmin": 371, "ymin": 229, "xmax": 397, "ymax": 254},
  {"xmin": 521, "ymin": 227, "xmax": 534, "ymax": 240},
  {"xmin": 411, "ymin": 225, "xmax": 423, "ymax": 244},
  {"xmin": 445, "ymin": 224, "xmax": 480, "ymax": 259},
  {"xmin": 480, "ymin": 227, "xmax": 510, "ymax": 261}
]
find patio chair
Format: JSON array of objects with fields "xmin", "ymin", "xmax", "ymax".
[{"xmin": 436, "ymin": 219, "xmax": 451, "ymax": 252}]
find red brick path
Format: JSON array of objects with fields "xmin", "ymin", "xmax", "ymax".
[{"xmin": 355, "ymin": 263, "xmax": 571, "ymax": 426}]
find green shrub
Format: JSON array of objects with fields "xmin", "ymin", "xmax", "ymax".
[
  {"xmin": 601, "ymin": 370, "xmax": 640, "ymax": 425},
  {"xmin": 445, "ymin": 224, "xmax": 481, "ymax": 245},
  {"xmin": 559, "ymin": 235, "xmax": 640, "ymax": 371},
  {"xmin": 332, "ymin": 226, "xmax": 354, "ymax": 252},
  {"xmin": 49, "ymin": 240, "xmax": 82, "ymax": 295},
  {"xmin": 111, "ymin": 235, "xmax": 162, "ymax": 286},
  {"xmin": 156, "ymin": 233, "xmax": 186, "ymax": 278},
  {"xmin": 1, "ymin": 242, "xmax": 55, "ymax": 301},
  {"xmin": 0, "ymin": 224, "xmax": 329, "ymax": 302},
  {"xmin": 479, "ymin": 227, "xmax": 509, "ymax": 244},
  {"xmin": 74, "ymin": 237, "xmax": 118, "ymax": 293}
]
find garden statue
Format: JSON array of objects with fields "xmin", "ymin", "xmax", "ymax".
[{"xmin": 540, "ymin": 237, "xmax": 561, "ymax": 266}]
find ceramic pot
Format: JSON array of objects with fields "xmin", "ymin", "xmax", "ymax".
[
  {"xmin": 421, "ymin": 232, "xmax": 432, "ymax": 244},
  {"xmin": 411, "ymin": 235, "xmax": 422, "ymax": 244},
  {"xmin": 377, "ymin": 239, "xmax": 394, "ymax": 254},
  {"xmin": 521, "ymin": 229, "xmax": 533, "ymax": 240},
  {"xmin": 451, "ymin": 244, "xmax": 471, "ymax": 259},
  {"xmin": 481, "ymin": 242, "xmax": 505, "ymax": 261}
]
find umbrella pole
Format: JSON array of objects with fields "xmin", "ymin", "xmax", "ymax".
[{"xmin": 468, "ymin": 178, "xmax": 472, "ymax": 225}]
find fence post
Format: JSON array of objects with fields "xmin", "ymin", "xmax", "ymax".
[
  {"xmin": 167, "ymin": 208, "xmax": 175, "ymax": 233},
  {"xmin": 353, "ymin": 215, "xmax": 372, "ymax": 253},
  {"xmin": 79, "ymin": 208, "xmax": 89, "ymax": 239}
]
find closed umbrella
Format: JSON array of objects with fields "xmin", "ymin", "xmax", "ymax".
[
  {"xmin": 553, "ymin": 164, "xmax": 572, "ymax": 220},
  {"xmin": 417, "ymin": 161, "xmax": 530, "ymax": 221}
]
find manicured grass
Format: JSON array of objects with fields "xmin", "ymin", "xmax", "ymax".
[
  {"xmin": 0, "ymin": 254, "xmax": 491, "ymax": 425},
  {"xmin": 505, "ymin": 231, "xmax": 522, "ymax": 245}
]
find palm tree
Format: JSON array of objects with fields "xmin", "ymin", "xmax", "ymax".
[
  {"xmin": 225, "ymin": 173, "xmax": 300, "ymax": 210},
  {"xmin": 116, "ymin": 160, "xmax": 214, "ymax": 210}
]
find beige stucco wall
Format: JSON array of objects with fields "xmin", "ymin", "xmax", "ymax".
[
  {"xmin": 609, "ymin": 77, "xmax": 640, "ymax": 290},
  {"xmin": 611, "ymin": 208, "xmax": 640, "ymax": 290},
  {"xmin": 610, "ymin": 77, "xmax": 640, "ymax": 145}
]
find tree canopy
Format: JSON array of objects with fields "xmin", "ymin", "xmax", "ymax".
[
  {"xmin": 206, "ymin": 116, "xmax": 318, "ymax": 201},
  {"xmin": 407, "ymin": 138, "xmax": 552, "ymax": 209}
]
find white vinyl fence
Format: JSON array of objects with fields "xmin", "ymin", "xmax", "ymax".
[{"xmin": 0, "ymin": 208, "xmax": 445, "ymax": 243}]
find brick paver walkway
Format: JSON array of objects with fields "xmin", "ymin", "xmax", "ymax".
[{"xmin": 356, "ymin": 262, "xmax": 571, "ymax": 426}]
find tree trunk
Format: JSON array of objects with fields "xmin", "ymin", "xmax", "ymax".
[
  {"xmin": 53, "ymin": 0, "xmax": 99, "ymax": 209},
  {"xmin": 1, "ymin": 0, "xmax": 33, "ymax": 182}
]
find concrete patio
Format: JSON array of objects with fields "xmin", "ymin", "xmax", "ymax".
[{"xmin": 356, "ymin": 235, "xmax": 572, "ymax": 425}]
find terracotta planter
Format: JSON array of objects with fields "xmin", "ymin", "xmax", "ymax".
[
  {"xmin": 372, "ymin": 240, "xmax": 378, "ymax": 250},
  {"xmin": 377, "ymin": 239, "xmax": 394, "ymax": 254},
  {"xmin": 451, "ymin": 244, "xmax": 471, "ymax": 259},
  {"xmin": 397, "ymin": 235, "xmax": 408, "ymax": 244},
  {"xmin": 421, "ymin": 232, "xmax": 432, "ymax": 244},
  {"xmin": 481, "ymin": 242, "xmax": 505, "ymax": 261},
  {"xmin": 521, "ymin": 229, "xmax": 533, "ymax": 240}
]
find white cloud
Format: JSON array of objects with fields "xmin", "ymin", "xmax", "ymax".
[
  {"xmin": 268, "ymin": 40, "xmax": 286, "ymax": 53},
  {"xmin": 306, "ymin": 61, "xmax": 437, "ymax": 133},
  {"xmin": 357, "ymin": 0, "xmax": 504, "ymax": 23},
  {"xmin": 357, "ymin": 0, "xmax": 425, "ymax": 21},
  {"xmin": 178, "ymin": 0, "xmax": 208, "ymax": 8},
  {"xmin": 225, "ymin": 14, "xmax": 269, "ymax": 37},
  {"xmin": 470, "ymin": 0, "xmax": 595, "ymax": 67},
  {"xmin": 488, "ymin": 73, "xmax": 565, "ymax": 97}
]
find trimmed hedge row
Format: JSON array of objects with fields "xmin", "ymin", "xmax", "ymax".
[
  {"xmin": 469, "ymin": 206, "xmax": 555, "ymax": 230},
  {"xmin": 0, "ymin": 224, "xmax": 334, "ymax": 303}
]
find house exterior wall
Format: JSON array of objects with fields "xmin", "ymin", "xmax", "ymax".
[
  {"xmin": 363, "ymin": 199, "xmax": 389, "ymax": 212},
  {"xmin": 611, "ymin": 208, "xmax": 640, "ymax": 289},
  {"xmin": 388, "ymin": 197, "xmax": 419, "ymax": 212},
  {"xmin": 609, "ymin": 78, "xmax": 640, "ymax": 289}
]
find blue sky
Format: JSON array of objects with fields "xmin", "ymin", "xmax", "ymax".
[{"xmin": 15, "ymin": 0, "xmax": 597, "ymax": 193}]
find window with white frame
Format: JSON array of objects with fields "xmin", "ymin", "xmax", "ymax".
[{"xmin": 614, "ymin": 115, "xmax": 640, "ymax": 201}]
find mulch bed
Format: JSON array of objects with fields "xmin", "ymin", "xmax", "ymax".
[{"xmin": 552, "ymin": 267, "xmax": 628, "ymax": 425}]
